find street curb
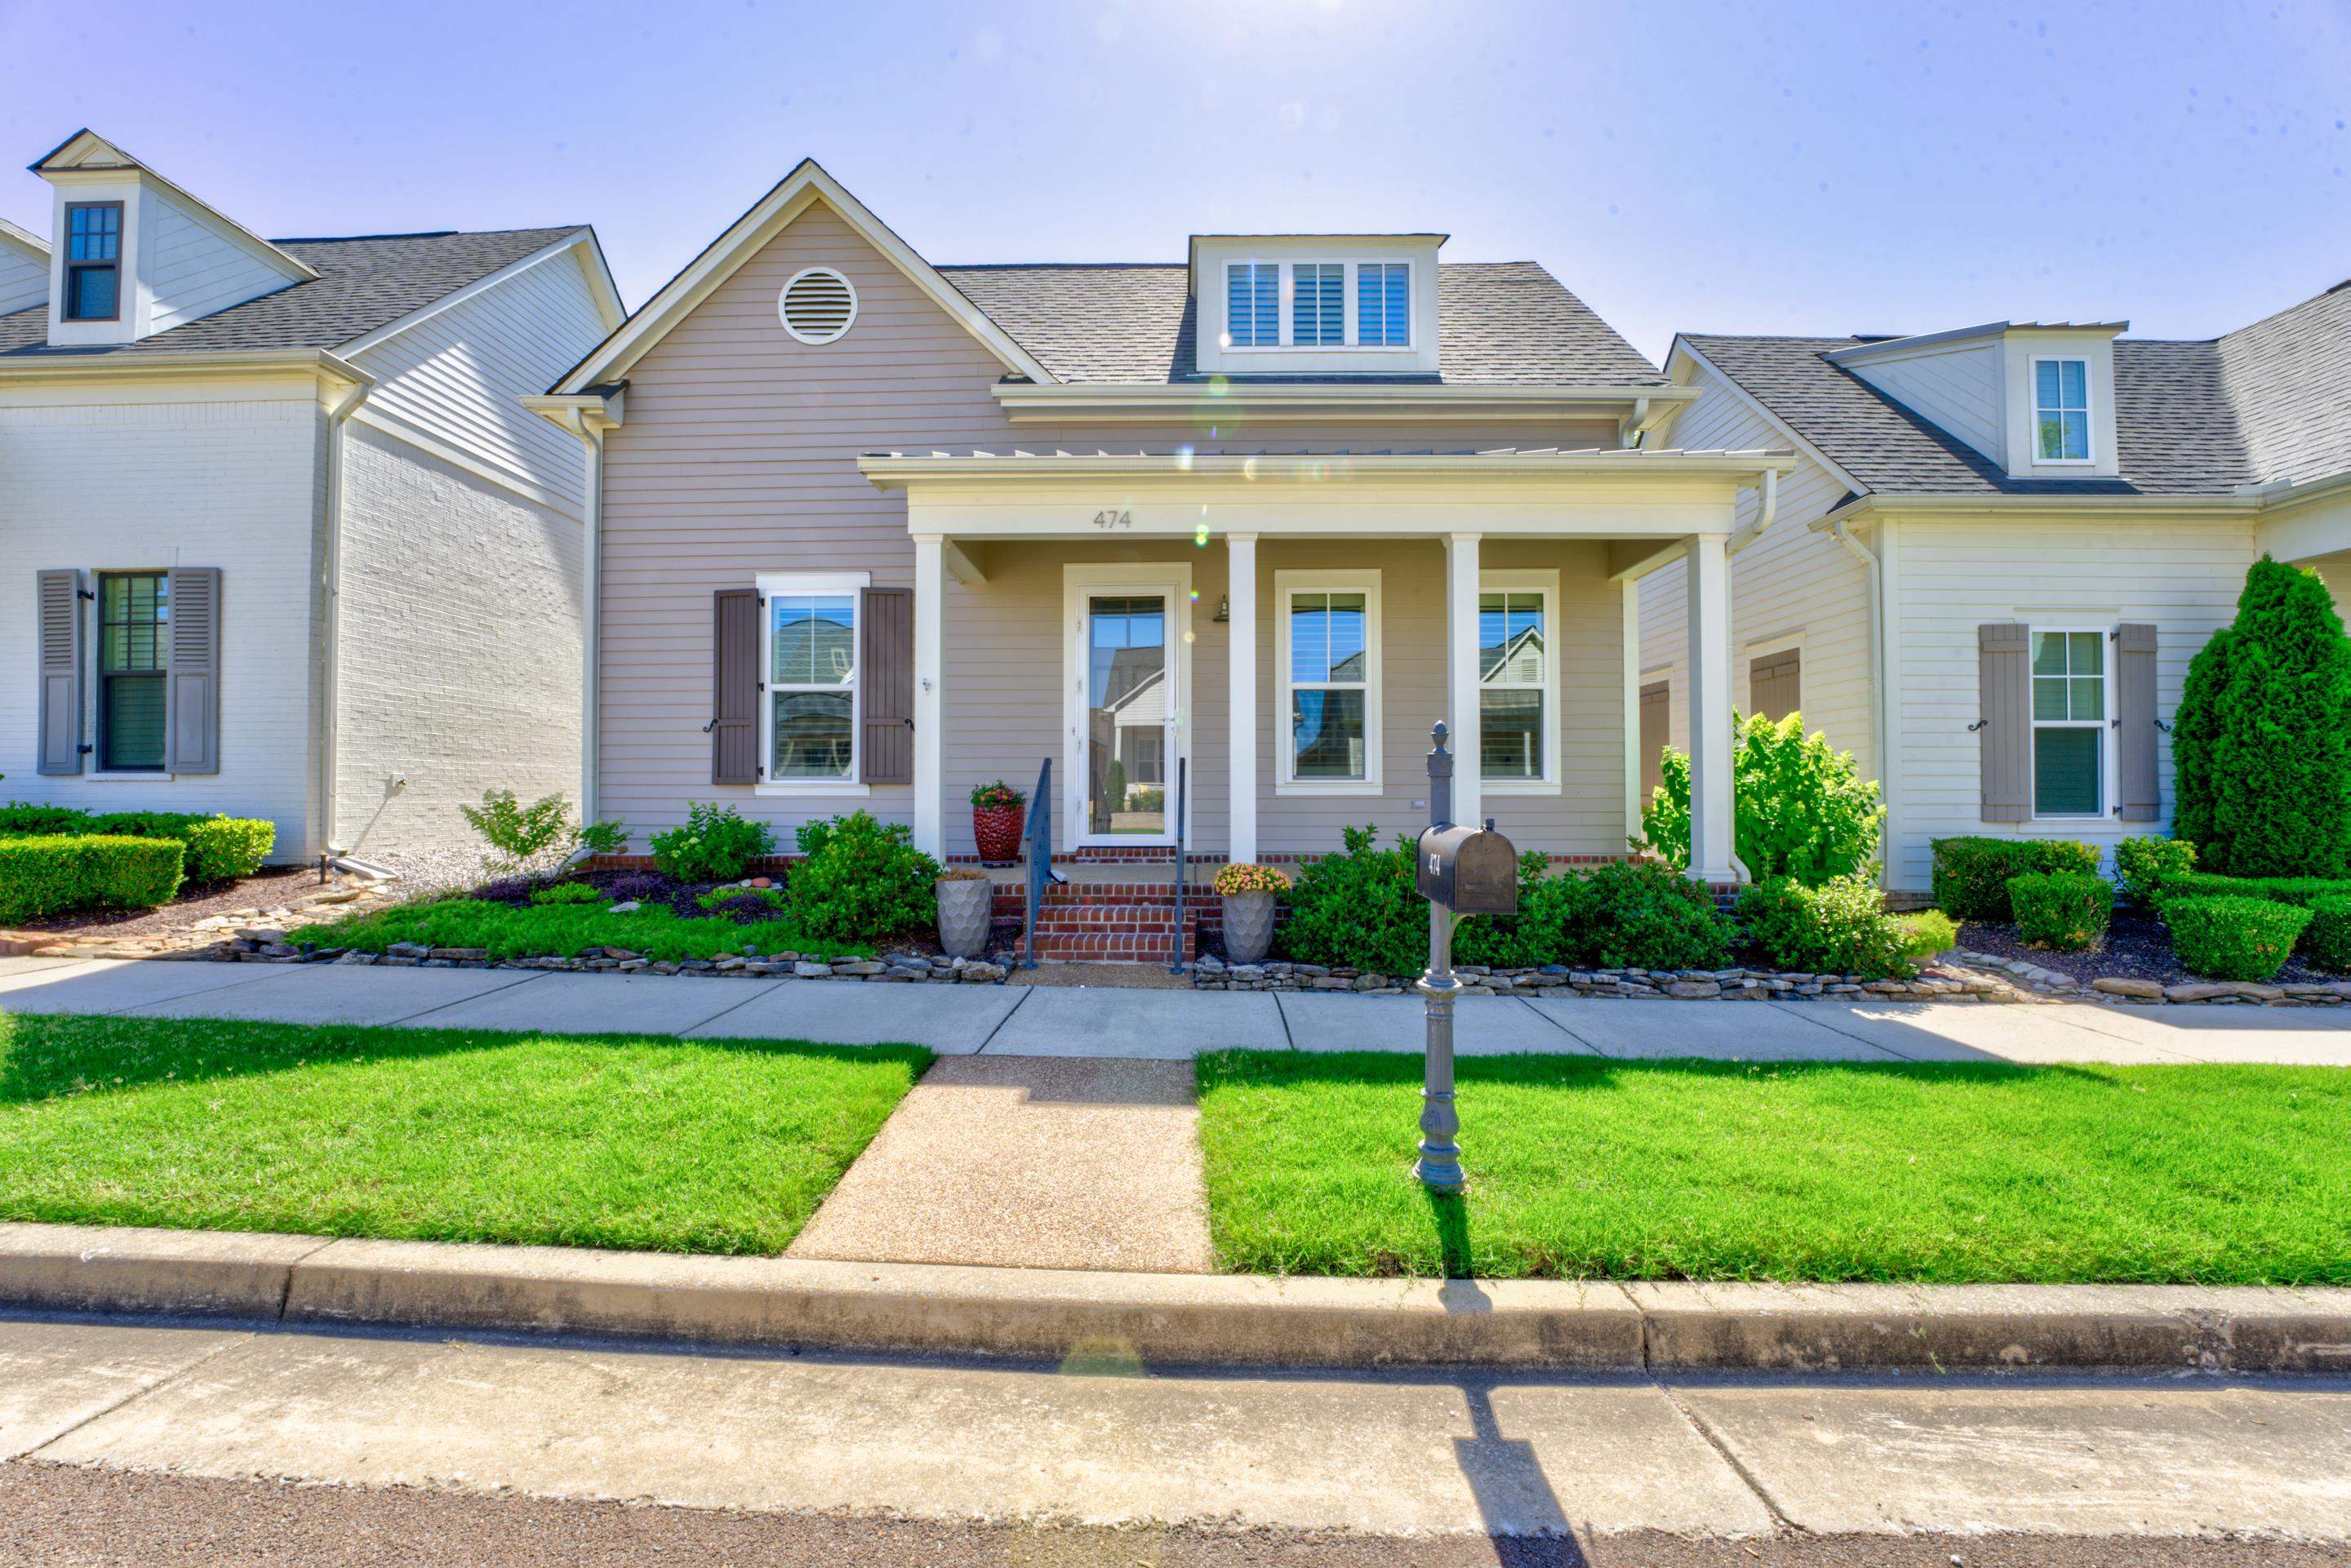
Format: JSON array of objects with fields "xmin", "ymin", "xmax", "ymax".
[{"xmin": 3, "ymin": 1222, "xmax": 2348, "ymax": 1373}]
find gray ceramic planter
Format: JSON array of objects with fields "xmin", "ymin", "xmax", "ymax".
[
  {"xmin": 1221, "ymin": 890, "xmax": 1278, "ymax": 964},
  {"xmin": 936, "ymin": 876, "xmax": 993, "ymax": 959}
]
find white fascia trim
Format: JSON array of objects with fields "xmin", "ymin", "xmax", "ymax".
[
  {"xmin": 553, "ymin": 160, "xmax": 1056, "ymax": 393},
  {"xmin": 2239, "ymin": 469, "xmax": 2351, "ymax": 512},
  {"xmin": 860, "ymin": 449, "xmax": 1797, "ymax": 486},
  {"xmin": 0, "ymin": 347, "xmax": 371, "ymax": 393},
  {"xmin": 1669, "ymin": 338, "xmax": 1868, "ymax": 498},
  {"xmin": 1810, "ymin": 491, "xmax": 2263, "ymax": 530},
  {"xmin": 1820, "ymin": 322, "xmax": 2012, "ymax": 364},
  {"xmin": 336, "ymin": 229, "xmax": 620, "ymax": 360},
  {"xmin": 522, "ymin": 389, "xmax": 626, "ymax": 434},
  {"xmin": 349, "ymin": 402, "xmax": 580, "ymax": 519},
  {"xmin": 992, "ymin": 380, "xmax": 1697, "ymax": 424},
  {"xmin": 0, "ymin": 215, "xmax": 47, "ymax": 260}
]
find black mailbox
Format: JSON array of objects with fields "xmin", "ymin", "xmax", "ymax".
[{"xmin": 1415, "ymin": 822, "xmax": 1519, "ymax": 916}]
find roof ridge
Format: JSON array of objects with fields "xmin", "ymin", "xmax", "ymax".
[{"xmin": 273, "ymin": 224, "xmax": 580, "ymax": 245}]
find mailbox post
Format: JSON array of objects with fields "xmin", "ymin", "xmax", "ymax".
[{"xmin": 1411, "ymin": 722, "xmax": 1517, "ymax": 1194}]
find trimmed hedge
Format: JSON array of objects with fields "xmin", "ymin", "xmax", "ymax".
[
  {"xmin": 2112, "ymin": 836, "xmax": 2197, "ymax": 908},
  {"xmin": 1928, "ymin": 837, "xmax": 2101, "ymax": 922},
  {"xmin": 1734, "ymin": 874, "xmax": 1913, "ymax": 979},
  {"xmin": 0, "ymin": 805, "xmax": 274, "ymax": 883},
  {"xmin": 2153, "ymin": 872, "xmax": 2351, "ymax": 911},
  {"xmin": 0, "ymin": 835, "xmax": 186, "ymax": 926},
  {"xmin": 2302, "ymin": 896, "xmax": 2351, "ymax": 974},
  {"xmin": 2165, "ymin": 896, "xmax": 2311, "ymax": 983},
  {"xmin": 2006, "ymin": 873, "xmax": 2113, "ymax": 951}
]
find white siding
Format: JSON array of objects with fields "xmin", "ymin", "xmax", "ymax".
[
  {"xmin": 1842, "ymin": 338, "xmax": 2005, "ymax": 464},
  {"xmin": 0, "ymin": 387, "xmax": 323, "ymax": 856},
  {"xmin": 144, "ymin": 190, "xmax": 299, "ymax": 335},
  {"xmin": 0, "ymin": 242, "xmax": 44, "ymax": 318},
  {"xmin": 352, "ymin": 245, "xmax": 608, "ymax": 515},
  {"xmin": 1884, "ymin": 513, "xmax": 2254, "ymax": 891}
]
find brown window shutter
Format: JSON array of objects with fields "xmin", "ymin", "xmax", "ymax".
[
  {"xmin": 861, "ymin": 586, "xmax": 913, "ymax": 785},
  {"xmin": 35, "ymin": 568, "xmax": 85, "ymax": 775},
  {"xmin": 1638, "ymin": 680, "xmax": 1669, "ymax": 801},
  {"xmin": 163, "ymin": 566, "xmax": 221, "ymax": 775},
  {"xmin": 710, "ymin": 587, "xmax": 760, "ymax": 785},
  {"xmin": 2115, "ymin": 622, "xmax": 2160, "ymax": 822},
  {"xmin": 1978, "ymin": 623, "xmax": 2031, "ymax": 823},
  {"xmin": 1749, "ymin": 649, "xmax": 1802, "ymax": 722}
]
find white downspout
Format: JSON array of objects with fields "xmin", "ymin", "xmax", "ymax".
[
  {"xmin": 318, "ymin": 382, "xmax": 371, "ymax": 857},
  {"xmin": 1710, "ymin": 469, "xmax": 1778, "ymax": 885},
  {"xmin": 1829, "ymin": 515, "xmax": 1889, "ymax": 882}
]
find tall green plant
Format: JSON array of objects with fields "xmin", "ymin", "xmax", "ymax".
[
  {"xmin": 1642, "ymin": 712, "xmax": 1883, "ymax": 886},
  {"xmin": 2174, "ymin": 557, "xmax": 2351, "ymax": 877}
]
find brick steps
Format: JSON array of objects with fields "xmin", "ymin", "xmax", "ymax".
[{"xmin": 991, "ymin": 882, "xmax": 1218, "ymax": 963}]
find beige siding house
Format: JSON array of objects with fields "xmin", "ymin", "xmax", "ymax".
[
  {"xmin": 537, "ymin": 161, "xmax": 1789, "ymax": 893},
  {"xmin": 1638, "ymin": 283, "xmax": 2351, "ymax": 894}
]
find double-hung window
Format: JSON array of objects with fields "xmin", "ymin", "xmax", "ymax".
[
  {"xmin": 1225, "ymin": 262, "xmax": 1278, "ymax": 348},
  {"xmin": 1356, "ymin": 261, "xmax": 1410, "ymax": 346},
  {"xmin": 2033, "ymin": 358, "xmax": 2091, "ymax": 463},
  {"xmin": 64, "ymin": 202, "xmax": 122, "ymax": 322},
  {"xmin": 1278, "ymin": 572, "xmax": 1380, "ymax": 791},
  {"xmin": 98, "ymin": 571, "xmax": 168, "ymax": 771},
  {"xmin": 1292, "ymin": 262, "xmax": 1344, "ymax": 346},
  {"xmin": 1478, "ymin": 571, "xmax": 1556, "ymax": 786},
  {"xmin": 2030, "ymin": 627, "xmax": 2107, "ymax": 816},
  {"xmin": 762, "ymin": 576, "xmax": 862, "ymax": 784}
]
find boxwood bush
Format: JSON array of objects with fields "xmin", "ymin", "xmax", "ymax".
[
  {"xmin": 2153, "ymin": 872, "xmax": 2351, "ymax": 910},
  {"xmin": 1735, "ymin": 874, "xmax": 1912, "ymax": 979},
  {"xmin": 0, "ymin": 834, "xmax": 186, "ymax": 925},
  {"xmin": 2164, "ymin": 896, "xmax": 2312, "ymax": 982},
  {"xmin": 1928, "ymin": 837, "xmax": 2101, "ymax": 921},
  {"xmin": 2300, "ymin": 895, "xmax": 2351, "ymax": 973},
  {"xmin": 0, "ymin": 805, "xmax": 273, "ymax": 883},
  {"xmin": 788, "ymin": 811, "xmax": 940, "ymax": 944},
  {"xmin": 2112, "ymin": 836, "xmax": 2197, "ymax": 908},
  {"xmin": 2006, "ymin": 873, "xmax": 2113, "ymax": 951}
]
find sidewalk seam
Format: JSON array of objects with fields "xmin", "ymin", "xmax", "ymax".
[
  {"xmin": 1651, "ymin": 1374, "xmax": 1804, "ymax": 1537},
  {"xmin": 973, "ymin": 987, "xmax": 1032, "ymax": 1054},
  {"xmin": 18, "ymin": 1330, "xmax": 256, "ymax": 1462},
  {"xmin": 98, "ymin": 963, "xmax": 305, "ymax": 1017},
  {"xmin": 383, "ymin": 970, "xmax": 557, "ymax": 1028},
  {"xmin": 1512, "ymin": 995, "xmax": 1600, "ymax": 1055},
  {"xmin": 1273, "ymin": 991, "xmax": 1296, "ymax": 1050},
  {"xmin": 671, "ymin": 978, "xmax": 788, "ymax": 1038},
  {"xmin": 1760, "ymin": 1000, "xmax": 1913, "ymax": 1062}
]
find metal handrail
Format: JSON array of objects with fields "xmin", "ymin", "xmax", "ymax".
[
  {"xmin": 1021, "ymin": 756, "xmax": 1055, "ymax": 971},
  {"xmin": 1167, "ymin": 757, "xmax": 1187, "ymax": 974}
]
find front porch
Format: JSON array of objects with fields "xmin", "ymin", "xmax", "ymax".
[{"xmin": 864, "ymin": 448, "xmax": 1793, "ymax": 885}]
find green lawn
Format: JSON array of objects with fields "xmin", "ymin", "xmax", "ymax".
[
  {"xmin": 288, "ymin": 898, "xmax": 872, "ymax": 964},
  {"xmin": 1196, "ymin": 1052, "xmax": 2351, "ymax": 1285},
  {"xmin": 0, "ymin": 1013, "xmax": 927, "ymax": 1255}
]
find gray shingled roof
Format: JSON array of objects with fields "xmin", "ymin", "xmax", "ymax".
[
  {"xmin": 1684, "ymin": 286, "xmax": 2351, "ymax": 500},
  {"xmin": 939, "ymin": 260, "xmax": 1669, "ymax": 386},
  {"xmin": 0, "ymin": 227, "xmax": 580, "ymax": 360}
]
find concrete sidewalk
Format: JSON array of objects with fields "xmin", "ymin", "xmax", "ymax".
[{"xmin": 3, "ymin": 953, "xmax": 2349, "ymax": 1063}]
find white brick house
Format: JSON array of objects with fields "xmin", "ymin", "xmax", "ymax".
[{"xmin": 0, "ymin": 130, "xmax": 623, "ymax": 864}]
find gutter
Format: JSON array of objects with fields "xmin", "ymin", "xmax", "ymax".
[
  {"xmin": 0, "ymin": 347, "xmax": 367, "ymax": 389},
  {"xmin": 860, "ymin": 448, "xmax": 1796, "ymax": 486},
  {"xmin": 316, "ymin": 380, "xmax": 372, "ymax": 858}
]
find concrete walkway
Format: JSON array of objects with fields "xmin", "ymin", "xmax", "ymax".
[{"xmin": 4, "ymin": 953, "xmax": 2349, "ymax": 1064}]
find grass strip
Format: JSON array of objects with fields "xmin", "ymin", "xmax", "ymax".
[{"xmin": 290, "ymin": 898, "xmax": 870, "ymax": 963}]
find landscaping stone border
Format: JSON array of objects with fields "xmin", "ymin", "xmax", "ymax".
[
  {"xmin": 219, "ymin": 931, "xmax": 1015, "ymax": 984},
  {"xmin": 1192, "ymin": 954, "xmax": 2027, "ymax": 1002},
  {"xmin": 2, "ymin": 1220, "xmax": 2345, "ymax": 1375},
  {"xmin": 1955, "ymin": 948, "xmax": 2351, "ymax": 1008}
]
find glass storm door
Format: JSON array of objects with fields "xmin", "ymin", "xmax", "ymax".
[{"xmin": 1082, "ymin": 593, "xmax": 1171, "ymax": 840}]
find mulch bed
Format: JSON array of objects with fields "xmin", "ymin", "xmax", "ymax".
[
  {"xmin": 1959, "ymin": 908, "xmax": 2340, "ymax": 989},
  {"xmin": 16, "ymin": 866, "xmax": 327, "ymax": 937}
]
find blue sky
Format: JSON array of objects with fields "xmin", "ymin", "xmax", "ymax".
[{"xmin": 4, "ymin": 0, "xmax": 2346, "ymax": 361}]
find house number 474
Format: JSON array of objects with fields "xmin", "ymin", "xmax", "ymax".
[{"xmin": 1091, "ymin": 509, "xmax": 1133, "ymax": 529}]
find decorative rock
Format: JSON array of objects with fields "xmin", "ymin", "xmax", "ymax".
[
  {"xmin": 1664, "ymin": 980, "xmax": 1720, "ymax": 999},
  {"xmin": 793, "ymin": 961, "xmax": 831, "ymax": 978},
  {"xmin": 2092, "ymin": 977, "xmax": 2167, "ymax": 1000},
  {"xmin": 607, "ymin": 900, "xmax": 642, "ymax": 913}
]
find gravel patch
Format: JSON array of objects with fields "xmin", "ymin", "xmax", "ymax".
[{"xmin": 361, "ymin": 846, "xmax": 499, "ymax": 900}]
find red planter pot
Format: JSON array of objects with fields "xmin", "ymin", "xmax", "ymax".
[{"xmin": 972, "ymin": 802, "xmax": 1025, "ymax": 864}]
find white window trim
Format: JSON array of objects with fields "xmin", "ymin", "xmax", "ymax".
[
  {"xmin": 2029, "ymin": 622, "xmax": 2115, "ymax": 821},
  {"xmin": 1222, "ymin": 259, "xmax": 1415, "ymax": 353},
  {"xmin": 1479, "ymin": 567, "xmax": 1562, "ymax": 795},
  {"xmin": 755, "ymin": 571, "xmax": 870, "ymax": 798},
  {"xmin": 2028, "ymin": 354, "xmax": 2095, "ymax": 466},
  {"xmin": 1275, "ymin": 569, "xmax": 1384, "ymax": 797},
  {"xmin": 1063, "ymin": 562, "xmax": 1194, "ymax": 849}
]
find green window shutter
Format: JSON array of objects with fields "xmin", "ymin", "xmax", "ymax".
[
  {"xmin": 1978, "ymin": 623, "xmax": 2031, "ymax": 823},
  {"xmin": 163, "ymin": 566, "xmax": 221, "ymax": 775},
  {"xmin": 860, "ymin": 586, "xmax": 913, "ymax": 785},
  {"xmin": 35, "ymin": 568, "xmax": 86, "ymax": 775},
  {"xmin": 710, "ymin": 587, "xmax": 760, "ymax": 786},
  {"xmin": 2115, "ymin": 622, "xmax": 2160, "ymax": 822}
]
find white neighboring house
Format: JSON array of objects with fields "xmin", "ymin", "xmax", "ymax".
[
  {"xmin": 0, "ymin": 130, "xmax": 623, "ymax": 864},
  {"xmin": 1635, "ymin": 282, "xmax": 2351, "ymax": 894}
]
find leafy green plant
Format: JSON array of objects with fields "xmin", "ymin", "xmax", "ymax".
[
  {"xmin": 2006, "ymin": 873, "xmax": 2113, "ymax": 951},
  {"xmin": 2153, "ymin": 872, "xmax": 2351, "ymax": 911},
  {"xmin": 648, "ymin": 802, "xmax": 776, "ymax": 884},
  {"xmin": 1, "ymin": 807, "xmax": 274, "ymax": 883},
  {"xmin": 460, "ymin": 790, "xmax": 577, "ymax": 871},
  {"xmin": 1105, "ymin": 758, "xmax": 1128, "ymax": 809},
  {"xmin": 1642, "ymin": 712, "xmax": 1884, "ymax": 885},
  {"xmin": 968, "ymin": 780, "xmax": 1025, "ymax": 810},
  {"xmin": 289, "ymin": 897, "xmax": 866, "ymax": 963},
  {"xmin": 1928, "ymin": 837, "xmax": 2102, "ymax": 921},
  {"xmin": 575, "ymin": 819, "xmax": 629, "ymax": 857},
  {"xmin": 2300, "ymin": 896, "xmax": 2351, "ymax": 973},
  {"xmin": 1892, "ymin": 908, "xmax": 1962, "ymax": 963},
  {"xmin": 695, "ymin": 885, "xmax": 789, "ymax": 915},
  {"xmin": 1735, "ymin": 874, "xmax": 1912, "ymax": 979},
  {"xmin": 2165, "ymin": 896, "xmax": 2312, "ymax": 982},
  {"xmin": 1213, "ymin": 863, "xmax": 1292, "ymax": 896},
  {"xmin": 0, "ymin": 835, "xmax": 185, "ymax": 925},
  {"xmin": 0, "ymin": 803, "xmax": 95, "ymax": 836},
  {"xmin": 2113, "ymin": 837, "xmax": 2196, "ymax": 908},
  {"xmin": 527, "ymin": 882, "xmax": 604, "ymax": 906},
  {"xmin": 788, "ymin": 811, "xmax": 940, "ymax": 943},
  {"xmin": 2173, "ymin": 557, "xmax": 2351, "ymax": 877}
]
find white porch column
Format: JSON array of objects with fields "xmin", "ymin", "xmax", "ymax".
[
  {"xmin": 911, "ymin": 533, "xmax": 945, "ymax": 860},
  {"xmin": 1226, "ymin": 533, "xmax": 1259, "ymax": 864},
  {"xmin": 1446, "ymin": 532, "xmax": 1483, "ymax": 829},
  {"xmin": 1682, "ymin": 531, "xmax": 1735, "ymax": 883}
]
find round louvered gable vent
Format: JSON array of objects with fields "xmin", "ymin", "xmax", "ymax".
[{"xmin": 779, "ymin": 267, "xmax": 857, "ymax": 344}]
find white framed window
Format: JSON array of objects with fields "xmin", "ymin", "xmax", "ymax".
[
  {"xmin": 1277, "ymin": 570, "xmax": 1381, "ymax": 794},
  {"xmin": 758, "ymin": 571, "xmax": 868, "ymax": 793},
  {"xmin": 1356, "ymin": 260, "xmax": 1410, "ymax": 346},
  {"xmin": 2032, "ymin": 357, "xmax": 2092, "ymax": 464},
  {"xmin": 1226, "ymin": 261, "xmax": 1279, "ymax": 348},
  {"xmin": 2030, "ymin": 625, "xmax": 2110, "ymax": 817},
  {"xmin": 1292, "ymin": 262, "xmax": 1344, "ymax": 346},
  {"xmin": 1478, "ymin": 569, "xmax": 1559, "ymax": 790}
]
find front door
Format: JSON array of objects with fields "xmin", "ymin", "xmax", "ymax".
[{"xmin": 1078, "ymin": 591, "xmax": 1173, "ymax": 842}]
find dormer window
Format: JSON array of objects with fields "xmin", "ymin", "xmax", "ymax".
[
  {"xmin": 1220, "ymin": 259, "xmax": 1415, "ymax": 350},
  {"xmin": 1292, "ymin": 263, "xmax": 1344, "ymax": 346},
  {"xmin": 63, "ymin": 202, "xmax": 122, "ymax": 322},
  {"xmin": 1227, "ymin": 262, "xmax": 1278, "ymax": 347},
  {"xmin": 2033, "ymin": 357, "xmax": 2091, "ymax": 463},
  {"xmin": 1358, "ymin": 261, "xmax": 1410, "ymax": 346}
]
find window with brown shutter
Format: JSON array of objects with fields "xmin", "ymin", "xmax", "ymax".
[
  {"xmin": 1749, "ymin": 649, "xmax": 1801, "ymax": 723},
  {"xmin": 860, "ymin": 587, "xmax": 913, "ymax": 785},
  {"xmin": 709, "ymin": 588, "xmax": 760, "ymax": 785},
  {"xmin": 1638, "ymin": 680, "xmax": 1669, "ymax": 802}
]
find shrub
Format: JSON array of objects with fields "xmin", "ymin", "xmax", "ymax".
[
  {"xmin": 1735, "ymin": 874, "xmax": 1912, "ymax": 979},
  {"xmin": 1130, "ymin": 785, "xmax": 1166, "ymax": 813},
  {"xmin": 2174, "ymin": 557, "xmax": 2351, "ymax": 877},
  {"xmin": 787, "ymin": 811, "xmax": 940, "ymax": 943},
  {"xmin": 460, "ymin": 789, "xmax": 577, "ymax": 870},
  {"xmin": 291, "ymin": 896, "xmax": 865, "ymax": 964},
  {"xmin": 2153, "ymin": 872, "xmax": 2351, "ymax": 911},
  {"xmin": 527, "ymin": 882, "xmax": 603, "ymax": 906},
  {"xmin": 1278, "ymin": 827, "xmax": 1427, "ymax": 975},
  {"xmin": 1928, "ymin": 837, "xmax": 2102, "ymax": 921},
  {"xmin": 648, "ymin": 802, "xmax": 776, "ymax": 884},
  {"xmin": 2165, "ymin": 896, "xmax": 2312, "ymax": 982},
  {"xmin": 2300, "ymin": 895, "xmax": 2351, "ymax": 973},
  {"xmin": 4, "ymin": 807, "xmax": 274, "ymax": 883},
  {"xmin": 1892, "ymin": 908, "xmax": 1962, "ymax": 963},
  {"xmin": 602, "ymin": 871, "xmax": 672, "ymax": 904},
  {"xmin": 2113, "ymin": 837, "xmax": 2197, "ymax": 908},
  {"xmin": 2006, "ymin": 873, "xmax": 2113, "ymax": 951},
  {"xmin": 0, "ymin": 803, "xmax": 96, "ymax": 836},
  {"xmin": 695, "ymin": 884, "xmax": 789, "ymax": 915},
  {"xmin": 1642, "ymin": 712, "xmax": 1884, "ymax": 885},
  {"xmin": 575, "ymin": 819, "xmax": 629, "ymax": 857},
  {"xmin": 1562, "ymin": 859, "xmax": 1735, "ymax": 971},
  {"xmin": 1214, "ymin": 863, "xmax": 1292, "ymax": 896},
  {"xmin": 473, "ymin": 877, "xmax": 537, "ymax": 905},
  {"xmin": 0, "ymin": 835, "xmax": 185, "ymax": 925}
]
